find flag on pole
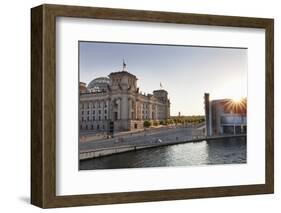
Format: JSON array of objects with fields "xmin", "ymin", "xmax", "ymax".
[
  {"xmin": 123, "ymin": 58, "xmax": 127, "ymax": 70},
  {"xmin": 160, "ymin": 82, "xmax": 163, "ymax": 89}
]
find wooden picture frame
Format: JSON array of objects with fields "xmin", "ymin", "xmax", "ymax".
[{"xmin": 31, "ymin": 4, "xmax": 274, "ymax": 208}]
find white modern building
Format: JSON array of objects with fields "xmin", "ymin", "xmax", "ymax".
[
  {"xmin": 79, "ymin": 63, "xmax": 170, "ymax": 132},
  {"xmin": 204, "ymin": 93, "xmax": 247, "ymax": 136}
]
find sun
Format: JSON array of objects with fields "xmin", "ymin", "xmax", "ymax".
[
  {"xmin": 224, "ymin": 95, "xmax": 247, "ymax": 114},
  {"xmin": 230, "ymin": 94, "xmax": 243, "ymax": 103}
]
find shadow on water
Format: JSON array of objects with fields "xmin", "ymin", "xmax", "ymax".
[
  {"xmin": 206, "ymin": 137, "xmax": 247, "ymax": 165},
  {"xmin": 80, "ymin": 137, "xmax": 246, "ymax": 170}
]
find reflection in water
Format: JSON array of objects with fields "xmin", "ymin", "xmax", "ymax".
[{"xmin": 79, "ymin": 138, "xmax": 246, "ymax": 170}]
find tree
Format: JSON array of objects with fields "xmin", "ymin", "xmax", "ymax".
[
  {"xmin": 159, "ymin": 120, "xmax": 166, "ymax": 125},
  {"xmin": 143, "ymin": 120, "xmax": 151, "ymax": 128},
  {"xmin": 153, "ymin": 120, "xmax": 159, "ymax": 126},
  {"xmin": 166, "ymin": 119, "xmax": 173, "ymax": 125}
]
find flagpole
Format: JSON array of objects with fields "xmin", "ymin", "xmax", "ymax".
[{"xmin": 122, "ymin": 58, "xmax": 127, "ymax": 71}]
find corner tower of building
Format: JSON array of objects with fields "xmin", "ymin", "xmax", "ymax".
[{"xmin": 109, "ymin": 71, "xmax": 137, "ymax": 92}]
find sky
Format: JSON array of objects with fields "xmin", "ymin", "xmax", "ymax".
[{"xmin": 79, "ymin": 41, "xmax": 247, "ymax": 116}]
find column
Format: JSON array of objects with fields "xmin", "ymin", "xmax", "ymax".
[
  {"xmin": 148, "ymin": 103, "xmax": 152, "ymax": 120},
  {"xmin": 106, "ymin": 99, "xmax": 109, "ymax": 120},
  {"xmin": 128, "ymin": 98, "xmax": 132, "ymax": 119},
  {"xmin": 117, "ymin": 98, "xmax": 121, "ymax": 120},
  {"xmin": 154, "ymin": 104, "xmax": 156, "ymax": 120}
]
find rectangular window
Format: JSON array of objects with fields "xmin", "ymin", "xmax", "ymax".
[
  {"xmin": 104, "ymin": 110, "xmax": 107, "ymax": 114},
  {"xmin": 105, "ymin": 116, "xmax": 107, "ymax": 120}
]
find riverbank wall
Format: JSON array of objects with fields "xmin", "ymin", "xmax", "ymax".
[{"xmin": 80, "ymin": 134, "xmax": 246, "ymax": 160}]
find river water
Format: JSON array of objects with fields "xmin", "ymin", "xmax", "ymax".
[{"xmin": 79, "ymin": 138, "xmax": 246, "ymax": 170}]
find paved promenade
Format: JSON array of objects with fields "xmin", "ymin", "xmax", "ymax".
[
  {"xmin": 81, "ymin": 126, "xmax": 198, "ymax": 149},
  {"xmin": 79, "ymin": 125, "xmax": 205, "ymax": 159}
]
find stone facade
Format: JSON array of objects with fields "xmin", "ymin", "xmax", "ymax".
[{"xmin": 79, "ymin": 68, "xmax": 170, "ymax": 132}]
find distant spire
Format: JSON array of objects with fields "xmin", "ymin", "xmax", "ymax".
[
  {"xmin": 160, "ymin": 82, "xmax": 163, "ymax": 89},
  {"xmin": 122, "ymin": 58, "xmax": 127, "ymax": 71}
]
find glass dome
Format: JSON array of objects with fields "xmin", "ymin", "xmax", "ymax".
[{"xmin": 87, "ymin": 77, "xmax": 110, "ymax": 92}]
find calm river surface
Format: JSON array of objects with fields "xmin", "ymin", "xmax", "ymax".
[{"xmin": 79, "ymin": 138, "xmax": 246, "ymax": 170}]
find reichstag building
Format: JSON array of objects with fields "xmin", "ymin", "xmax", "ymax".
[{"xmin": 79, "ymin": 64, "xmax": 170, "ymax": 132}]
